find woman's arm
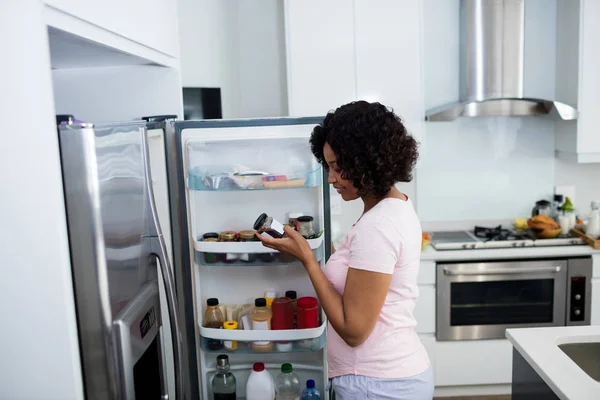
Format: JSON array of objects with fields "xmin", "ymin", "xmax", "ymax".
[{"xmin": 257, "ymin": 226, "xmax": 392, "ymax": 347}]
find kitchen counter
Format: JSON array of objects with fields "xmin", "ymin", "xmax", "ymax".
[
  {"xmin": 421, "ymin": 244, "xmax": 600, "ymax": 262},
  {"xmin": 507, "ymin": 326, "xmax": 600, "ymax": 400}
]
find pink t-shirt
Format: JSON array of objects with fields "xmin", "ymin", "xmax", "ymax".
[{"xmin": 324, "ymin": 197, "xmax": 430, "ymax": 379}]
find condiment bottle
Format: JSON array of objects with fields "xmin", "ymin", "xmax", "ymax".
[
  {"xmin": 204, "ymin": 298, "xmax": 225, "ymax": 351},
  {"xmin": 285, "ymin": 290, "xmax": 298, "ymax": 328},
  {"xmin": 272, "ymin": 297, "xmax": 294, "ymax": 352},
  {"xmin": 219, "ymin": 231, "xmax": 238, "ymax": 263},
  {"xmin": 297, "ymin": 216, "xmax": 315, "ymax": 238},
  {"xmin": 254, "ymin": 213, "xmax": 285, "ymax": 239},
  {"xmin": 264, "ymin": 290, "xmax": 277, "ymax": 308},
  {"xmin": 586, "ymin": 201, "xmax": 600, "ymax": 239},
  {"xmin": 239, "ymin": 230, "xmax": 258, "ymax": 263},
  {"xmin": 202, "ymin": 232, "xmax": 220, "ymax": 264},
  {"xmin": 251, "ymin": 298, "xmax": 273, "ymax": 352},
  {"xmin": 223, "ymin": 320, "xmax": 238, "ymax": 351},
  {"xmin": 297, "ymin": 297, "xmax": 319, "ymax": 329}
]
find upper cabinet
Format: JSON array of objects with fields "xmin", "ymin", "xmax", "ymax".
[
  {"xmin": 555, "ymin": 0, "xmax": 600, "ymax": 163},
  {"xmin": 284, "ymin": 0, "xmax": 424, "ymax": 143},
  {"xmin": 44, "ymin": 0, "xmax": 180, "ymax": 66}
]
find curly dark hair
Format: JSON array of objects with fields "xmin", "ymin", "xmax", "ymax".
[{"xmin": 310, "ymin": 101, "xmax": 419, "ymax": 198}]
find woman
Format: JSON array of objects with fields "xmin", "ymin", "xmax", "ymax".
[{"xmin": 257, "ymin": 101, "xmax": 433, "ymax": 399}]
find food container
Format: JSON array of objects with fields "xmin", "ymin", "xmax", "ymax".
[
  {"xmin": 238, "ymin": 230, "xmax": 258, "ymax": 263},
  {"xmin": 219, "ymin": 231, "xmax": 238, "ymax": 263},
  {"xmin": 297, "ymin": 216, "xmax": 315, "ymax": 239},
  {"xmin": 223, "ymin": 320, "xmax": 238, "ymax": 351},
  {"xmin": 297, "ymin": 296, "xmax": 319, "ymax": 329},
  {"xmin": 202, "ymin": 232, "xmax": 220, "ymax": 264},
  {"xmin": 254, "ymin": 213, "xmax": 286, "ymax": 239}
]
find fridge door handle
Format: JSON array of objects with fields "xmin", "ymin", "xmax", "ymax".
[{"xmin": 150, "ymin": 234, "xmax": 184, "ymax": 400}]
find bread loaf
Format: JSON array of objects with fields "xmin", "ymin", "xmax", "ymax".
[{"xmin": 527, "ymin": 215, "xmax": 559, "ymax": 231}]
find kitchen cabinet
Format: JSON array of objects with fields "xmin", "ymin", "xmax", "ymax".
[
  {"xmin": 555, "ymin": 0, "xmax": 600, "ymax": 163},
  {"xmin": 284, "ymin": 0, "xmax": 424, "ymax": 143},
  {"xmin": 44, "ymin": 0, "xmax": 179, "ymax": 66}
]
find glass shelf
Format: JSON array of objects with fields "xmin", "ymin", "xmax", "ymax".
[
  {"xmin": 198, "ymin": 320, "xmax": 327, "ymax": 354},
  {"xmin": 188, "ymin": 168, "xmax": 322, "ymax": 191}
]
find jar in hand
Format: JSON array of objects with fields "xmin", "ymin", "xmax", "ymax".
[{"xmin": 253, "ymin": 213, "xmax": 286, "ymax": 239}]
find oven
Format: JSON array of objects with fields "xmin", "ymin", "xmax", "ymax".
[{"xmin": 436, "ymin": 257, "xmax": 592, "ymax": 341}]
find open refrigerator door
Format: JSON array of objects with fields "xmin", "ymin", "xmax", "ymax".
[{"xmin": 169, "ymin": 118, "xmax": 331, "ymax": 399}]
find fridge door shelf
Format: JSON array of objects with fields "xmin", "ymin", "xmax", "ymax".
[
  {"xmin": 194, "ymin": 235, "xmax": 323, "ymax": 254},
  {"xmin": 195, "ymin": 244, "xmax": 324, "ymax": 267},
  {"xmin": 199, "ymin": 327, "xmax": 326, "ymax": 354},
  {"xmin": 187, "ymin": 168, "xmax": 322, "ymax": 191}
]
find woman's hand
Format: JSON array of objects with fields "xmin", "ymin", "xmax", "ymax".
[{"xmin": 256, "ymin": 225, "xmax": 316, "ymax": 265}]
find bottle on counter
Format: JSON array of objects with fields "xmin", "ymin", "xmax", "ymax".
[
  {"xmin": 275, "ymin": 363, "xmax": 301, "ymax": 400},
  {"xmin": 223, "ymin": 321, "xmax": 238, "ymax": 351},
  {"xmin": 204, "ymin": 298, "xmax": 225, "ymax": 351},
  {"xmin": 251, "ymin": 298, "xmax": 273, "ymax": 352},
  {"xmin": 586, "ymin": 201, "xmax": 600, "ymax": 239},
  {"xmin": 246, "ymin": 362, "xmax": 275, "ymax": 400},
  {"xmin": 301, "ymin": 380, "xmax": 320, "ymax": 400},
  {"xmin": 212, "ymin": 354, "xmax": 236, "ymax": 400}
]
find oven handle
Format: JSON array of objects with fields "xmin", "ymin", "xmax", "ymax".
[{"xmin": 443, "ymin": 265, "xmax": 562, "ymax": 276}]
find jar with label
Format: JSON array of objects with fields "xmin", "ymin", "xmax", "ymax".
[
  {"xmin": 203, "ymin": 298, "xmax": 225, "ymax": 351},
  {"xmin": 254, "ymin": 213, "xmax": 286, "ymax": 239},
  {"xmin": 219, "ymin": 231, "xmax": 238, "ymax": 263},
  {"xmin": 202, "ymin": 232, "xmax": 220, "ymax": 264},
  {"xmin": 239, "ymin": 230, "xmax": 258, "ymax": 263},
  {"xmin": 223, "ymin": 320, "xmax": 238, "ymax": 351},
  {"xmin": 251, "ymin": 298, "xmax": 273, "ymax": 352},
  {"xmin": 297, "ymin": 216, "xmax": 315, "ymax": 239}
]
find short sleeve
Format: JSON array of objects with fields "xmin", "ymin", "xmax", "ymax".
[{"xmin": 349, "ymin": 216, "xmax": 402, "ymax": 274}]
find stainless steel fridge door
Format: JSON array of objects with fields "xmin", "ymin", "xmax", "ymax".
[{"xmin": 58, "ymin": 121, "xmax": 181, "ymax": 399}]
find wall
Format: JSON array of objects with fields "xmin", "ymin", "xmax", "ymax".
[
  {"xmin": 177, "ymin": 0, "xmax": 287, "ymax": 119},
  {"xmin": 555, "ymin": 160, "xmax": 600, "ymax": 217},
  {"xmin": 52, "ymin": 65, "xmax": 183, "ymax": 122},
  {"xmin": 0, "ymin": 0, "xmax": 83, "ymax": 398}
]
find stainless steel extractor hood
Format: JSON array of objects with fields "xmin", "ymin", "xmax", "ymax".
[{"xmin": 425, "ymin": 0, "xmax": 578, "ymax": 122}]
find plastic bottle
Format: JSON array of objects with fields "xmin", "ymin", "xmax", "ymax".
[
  {"xmin": 586, "ymin": 201, "xmax": 600, "ymax": 239},
  {"xmin": 301, "ymin": 380, "xmax": 320, "ymax": 400},
  {"xmin": 275, "ymin": 363, "xmax": 301, "ymax": 400},
  {"xmin": 251, "ymin": 298, "xmax": 273, "ymax": 352},
  {"xmin": 246, "ymin": 362, "xmax": 275, "ymax": 400},
  {"xmin": 212, "ymin": 354, "xmax": 236, "ymax": 400},
  {"xmin": 264, "ymin": 290, "xmax": 277, "ymax": 308},
  {"xmin": 223, "ymin": 321, "xmax": 238, "ymax": 351},
  {"xmin": 204, "ymin": 298, "xmax": 225, "ymax": 351}
]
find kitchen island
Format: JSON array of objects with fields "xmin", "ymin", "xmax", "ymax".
[{"xmin": 507, "ymin": 326, "xmax": 600, "ymax": 400}]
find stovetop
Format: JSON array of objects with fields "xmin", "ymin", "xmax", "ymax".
[{"xmin": 431, "ymin": 225, "xmax": 585, "ymax": 250}]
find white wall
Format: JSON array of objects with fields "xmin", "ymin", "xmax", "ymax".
[
  {"xmin": 555, "ymin": 160, "xmax": 600, "ymax": 218},
  {"xmin": 0, "ymin": 0, "xmax": 83, "ymax": 398},
  {"xmin": 52, "ymin": 65, "xmax": 183, "ymax": 122},
  {"xmin": 177, "ymin": 0, "xmax": 287, "ymax": 119}
]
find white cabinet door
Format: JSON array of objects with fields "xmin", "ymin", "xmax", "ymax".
[
  {"xmin": 284, "ymin": 0, "xmax": 356, "ymax": 117},
  {"xmin": 414, "ymin": 285, "xmax": 435, "ymax": 334},
  {"xmin": 45, "ymin": 0, "xmax": 179, "ymax": 58},
  {"xmin": 591, "ymin": 280, "xmax": 600, "ymax": 325},
  {"xmin": 435, "ymin": 340, "xmax": 513, "ymax": 386},
  {"xmin": 354, "ymin": 0, "xmax": 424, "ymax": 143},
  {"xmin": 577, "ymin": 0, "xmax": 600, "ymax": 155}
]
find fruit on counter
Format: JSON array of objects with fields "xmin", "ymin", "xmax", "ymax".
[
  {"xmin": 527, "ymin": 215, "xmax": 560, "ymax": 231},
  {"xmin": 514, "ymin": 218, "xmax": 528, "ymax": 231},
  {"xmin": 421, "ymin": 232, "xmax": 432, "ymax": 251}
]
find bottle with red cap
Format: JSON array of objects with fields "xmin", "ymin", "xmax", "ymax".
[
  {"xmin": 246, "ymin": 362, "xmax": 275, "ymax": 400},
  {"xmin": 297, "ymin": 297, "xmax": 319, "ymax": 329}
]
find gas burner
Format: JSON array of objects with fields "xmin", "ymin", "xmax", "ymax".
[{"xmin": 473, "ymin": 225, "xmax": 530, "ymax": 242}]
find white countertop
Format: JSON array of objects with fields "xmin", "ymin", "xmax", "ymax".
[
  {"xmin": 421, "ymin": 244, "xmax": 599, "ymax": 262},
  {"xmin": 506, "ymin": 326, "xmax": 600, "ymax": 400}
]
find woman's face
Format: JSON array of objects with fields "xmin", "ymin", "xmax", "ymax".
[{"xmin": 323, "ymin": 142, "xmax": 360, "ymax": 201}]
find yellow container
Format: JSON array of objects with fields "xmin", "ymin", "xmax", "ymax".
[{"xmin": 223, "ymin": 320, "xmax": 238, "ymax": 351}]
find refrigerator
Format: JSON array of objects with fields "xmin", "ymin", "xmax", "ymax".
[
  {"xmin": 59, "ymin": 116, "xmax": 331, "ymax": 399},
  {"xmin": 58, "ymin": 121, "xmax": 183, "ymax": 399},
  {"xmin": 162, "ymin": 117, "xmax": 332, "ymax": 399}
]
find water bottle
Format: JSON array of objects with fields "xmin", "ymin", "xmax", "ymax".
[
  {"xmin": 275, "ymin": 363, "xmax": 301, "ymax": 400},
  {"xmin": 301, "ymin": 379, "xmax": 320, "ymax": 400},
  {"xmin": 212, "ymin": 355, "xmax": 236, "ymax": 399}
]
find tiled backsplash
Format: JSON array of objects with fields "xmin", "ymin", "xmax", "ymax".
[{"xmin": 416, "ymin": 117, "xmax": 556, "ymax": 222}]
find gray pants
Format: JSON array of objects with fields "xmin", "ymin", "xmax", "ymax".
[{"xmin": 331, "ymin": 366, "xmax": 434, "ymax": 400}]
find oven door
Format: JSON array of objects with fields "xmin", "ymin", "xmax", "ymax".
[
  {"xmin": 113, "ymin": 281, "xmax": 166, "ymax": 399},
  {"xmin": 436, "ymin": 260, "xmax": 568, "ymax": 340}
]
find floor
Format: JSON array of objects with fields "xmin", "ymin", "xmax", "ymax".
[{"xmin": 434, "ymin": 397, "xmax": 511, "ymax": 400}]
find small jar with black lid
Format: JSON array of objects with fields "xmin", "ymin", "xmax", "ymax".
[
  {"xmin": 202, "ymin": 232, "xmax": 219, "ymax": 264},
  {"xmin": 297, "ymin": 216, "xmax": 315, "ymax": 238},
  {"xmin": 253, "ymin": 213, "xmax": 286, "ymax": 239}
]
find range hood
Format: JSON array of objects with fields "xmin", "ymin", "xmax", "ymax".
[{"xmin": 425, "ymin": 0, "xmax": 578, "ymax": 122}]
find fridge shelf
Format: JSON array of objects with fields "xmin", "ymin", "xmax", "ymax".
[
  {"xmin": 195, "ymin": 244, "xmax": 324, "ymax": 266},
  {"xmin": 198, "ymin": 320, "xmax": 326, "ymax": 341},
  {"xmin": 199, "ymin": 327, "xmax": 326, "ymax": 354},
  {"xmin": 187, "ymin": 168, "xmax": 322, "ymax": 191},
  {"xmin": 193, "ymin": 235, "xmax": 323, "ymax": 254}
]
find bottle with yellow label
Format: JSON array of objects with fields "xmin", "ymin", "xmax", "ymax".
[{"xmin": 223, "ymin": 320, "xmax": 238, "ymax": 351}]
